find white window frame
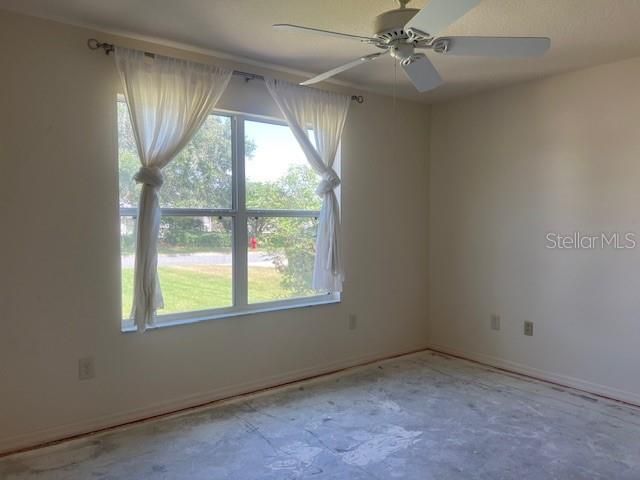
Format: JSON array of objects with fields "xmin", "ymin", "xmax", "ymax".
[{"xmin": 119, "ymin": 106, "xmax": 340, "ymax": 332}]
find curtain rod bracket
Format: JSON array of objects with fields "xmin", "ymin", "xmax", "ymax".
[{"xmin": 88, "ymin": 38, "xmax": 114, "ymax": 55}]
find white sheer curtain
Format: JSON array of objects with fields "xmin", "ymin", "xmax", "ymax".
[
  {"xmin": 115, "ymin": 47, "xmax": 232, "ymax": 331},
  {"xmin": 265, "ymin": 78, "xmax": 350, "ymax": 292}
]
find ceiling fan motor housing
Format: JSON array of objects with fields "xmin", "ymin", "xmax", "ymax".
[{"xmin": 373, "ymin": 8, "xmax": 420, "ymax": 42}]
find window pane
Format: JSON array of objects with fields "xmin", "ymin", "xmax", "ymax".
[
  {"xmin": 248, "ymin": 216, "xmax": 324, "ymax": 303},
  {"xmin": 121, "ymin": 216, "xmax": 233, "ymax": 321},
  {"xmin": 245, "ymin": 120, "xmax": 322, "ymax": 211},
  {"xmin": 118, "ymin": 102, "xmax": 232, "ymax": 209},
  {"xmin": 120, "ymin": 216, "xmax": 136, "ymax": 327},
  {"xmin": 118, "ymin": 102, "xmax": 140, "ymax": 208},
  {"xmin": 161, "ymin": 115, "xmax": 232, "ymax": 209}
]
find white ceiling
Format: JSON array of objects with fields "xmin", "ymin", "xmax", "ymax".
[{"xmin": 3, "ymin": 0, "xmax": 640, "ymax": 103}]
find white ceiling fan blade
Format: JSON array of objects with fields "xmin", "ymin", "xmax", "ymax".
[
  {"xmin": 405, "ymin": 0, "xmax": 481, "ymax": 37},
  {"xmin": 442, "ymin": 36, "xmax": 551, "ymax": 57},
  {"xmin": 401, "ymin": 55, "xmax": 443, "ymax": 93},
  {"xmin": 273, "ymin": 24, "xmax": 375, "ymax": 43},
  {"xmin": 300, "ymin": 52, "xmax": 388, "ymax": 86}
]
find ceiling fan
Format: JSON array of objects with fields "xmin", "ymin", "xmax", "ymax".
[{"xmin": 273, "ymin": 0, "xmax": 550, "ymax": 92}]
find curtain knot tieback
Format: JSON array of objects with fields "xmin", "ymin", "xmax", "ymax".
[
  {"xmin": 134, "ymin": 166, "xmax": 164, "ymax": 188},
  {"xmin": 316, "ymin": 169, "xmax": 340, "ymax": 195}
]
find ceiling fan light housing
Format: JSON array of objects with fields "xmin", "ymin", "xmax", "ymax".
[
  {"xmin": 390, "ymin": 42, "xmax": 415, "ymax": 63},
  {"xmin": 373, "ymin": 8, "xmax": 419, "ymax": 42}
]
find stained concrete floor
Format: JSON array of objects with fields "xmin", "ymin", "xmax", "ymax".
[{"xmin": 2, "ymin": 351, "xmax": 640, "ymax": 479}]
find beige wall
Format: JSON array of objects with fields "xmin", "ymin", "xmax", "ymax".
[
  {"xmin": 0, "ymin": 10, "xmax": 430, "ymax": 452},
  {"xmin": 429, "ymin": 56, "xmax": 640, "ymax": 403}
]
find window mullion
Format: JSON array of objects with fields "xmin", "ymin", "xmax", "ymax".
[
  {"xmin": 233, "ymin": 116, "xmax": 248, "ymax": 308},
  {"xmin": 159, "ymin": 208, "xmax": 236, "ymax": 216},
  {"xmin": 245, "ymin": 210, "xmax": 320, "ymax": 218}
]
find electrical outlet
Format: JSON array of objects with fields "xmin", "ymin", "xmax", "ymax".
[
  {"xmin": 78, "ymin": 357, "xmax": 95, "ymax": 380},
  {"xmin": 524, "ymin": 321, "xmax": 534, "ymax": 337},
  {"xmin": 490, "ymin": 314, "xmax": 501, "ymax": 331},
  {"xmin": 348, "ymin": 314, "xmax": 357, "ymax": 330}
]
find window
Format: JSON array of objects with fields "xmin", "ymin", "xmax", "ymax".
[{"xmin": 118, "ymin": 101, "xmax": 338, "ymax": 329}]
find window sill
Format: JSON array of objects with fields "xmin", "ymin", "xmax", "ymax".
[{"xmin": 121, "ymin": 294, "xmax": 341, "ymax": 333}]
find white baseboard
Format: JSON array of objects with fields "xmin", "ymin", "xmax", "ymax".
[
  {"xmin": 0, "ymin": 345, "xmax": 428, "ymax": 456},
  {"xmin": 426, "ymin": 343, "xmax": 640, "ymax": 407}
]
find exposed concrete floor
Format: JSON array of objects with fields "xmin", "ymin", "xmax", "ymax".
[{"xmin": 2, "ymin": 351, "xmax": 640, "ymax": 479}]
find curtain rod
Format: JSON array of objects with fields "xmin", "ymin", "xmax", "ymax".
[{"xmin": 87, "ymin": 38, "xmax": 365, "ymax": 104}]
